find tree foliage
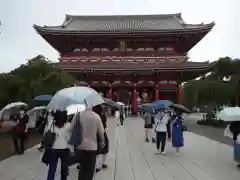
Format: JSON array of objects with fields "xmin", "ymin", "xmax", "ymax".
[
  {"xmin": 183, "ymin": 57, "xmax": 240, "ymax": 109},
  {"xmin": 0, "ymin": 55, "xmax": 76, "ymax": 107}
]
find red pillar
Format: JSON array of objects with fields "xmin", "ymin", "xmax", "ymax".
[
  {"xmin": 155, "ymin": 84, "xmax": 159, "ymax": 100},
  {"xmin": 107, "ymin": 84, "xmax": 113, "ymax": 99},
  {"xmin": 178, "ymin": 84, "xmax": 182, "ymax": 104},
  {"xmin": 131, "ymin": 84, "xmax": 137, "ymax": 115}
]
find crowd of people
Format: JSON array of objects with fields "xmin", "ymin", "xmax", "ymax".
[
  {"xmin": 142, "ymin": 108, "xmax": 185, "ymax": 155},
  {"xmin": 6, "ymin": 102, "xmax": 240, "ymax": 180}
]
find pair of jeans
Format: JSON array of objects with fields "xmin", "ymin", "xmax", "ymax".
[
  {"xmin": 47, "ymin": 148, "xmax": 70, "ymax": 180},
  {"xmin": 76, "ymin": 150, "xmax": 97, "ymax": 180},
  {"xmin": 12, "ymin": 132, "xmax": 26, "ymax": 154},
  {"xmin": 156, "ymin": 132, "xmax": 167, "ymax": 152}
]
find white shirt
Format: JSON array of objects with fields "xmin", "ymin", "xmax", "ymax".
[
  {"xmin": 154, "ymin": 113, "xmax": 169, "ymax": 132},
  {"xmin": 47, "ymin": 122, "xmax": 72, "ymax": 149}
]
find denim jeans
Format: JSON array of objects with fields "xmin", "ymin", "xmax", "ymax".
[{"xmin": 47, "ymin": 148, "xmax": 70, "ymax": 180}]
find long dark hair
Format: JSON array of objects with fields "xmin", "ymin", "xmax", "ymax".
[
  {"xmin": 53, "ymin": 110, "xmax": 68, "ymax": 128},
  {"xmin": 92, "ymin": 105, "xmax": 102, "ymax": 115}
]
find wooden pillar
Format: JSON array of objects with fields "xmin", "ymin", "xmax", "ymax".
[
  {"xmin": 155, "ymin": 84, "xmax": 159, "ymax": 100},
  {"xmin": 131, "ymin": 84, "xmax": 137, "ymax": 115},
  {"xmin": 107, "ymin": 84, "xmax": 113, "ymax": 99},
  {"xmin": 178, "ymin": 84, "xmax": 182, "ymax": 104}
]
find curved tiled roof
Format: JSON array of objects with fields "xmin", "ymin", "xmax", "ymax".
[
  {"xmin": 58, "ymin": 61, "xmax": 213, "ymax": 71},
  {"xmin": 34, "ymin": 13, "xmax": 214, "ymax": 33}
]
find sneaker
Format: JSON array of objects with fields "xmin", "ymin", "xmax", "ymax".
[
  {"xmin": 96, "ymin": 168, "xmax": 101, "ymax": 173},
  {"xmin": 155, "ymin": 150, "xmax": 161, "ymax": 154},
  {"xmin": 145, "ymin": 138, "xmax": 149, "ymax": 142},
  {"xmin": 152, "ymin": 138, "xmax": 156, "ymax": 143},
  {"xmin": 161, "ymin": 151, "xmax": 166, "ymax": 156}
]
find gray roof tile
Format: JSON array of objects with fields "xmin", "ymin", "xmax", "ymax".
[{"xmin": 34, "ymin": 13, "xmax": 214, "ymax": 33}]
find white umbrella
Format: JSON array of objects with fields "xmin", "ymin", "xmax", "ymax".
[
  {"xmin": 117, "ymin": 102, "xmax": 124, "ymax": 106},
  {"xmin": 0, "ymin": 102, "xmax": 27, "ymax": 119},
  {"xmin": 27, "ymin": 106, "xmax": 46, "ymax": 115},
  {"xmin": 47, "ymin": 86, "xmax": 104, "ymax": 110},
  {"xmin": 217, "ymin": 107, "xmax": 240, "ymax": 122},
  {"xmin": 66, "ymin": 104, "xmax": 86, "ymax": 115}
]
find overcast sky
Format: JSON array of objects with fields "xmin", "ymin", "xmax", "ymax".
[{"xmin": 0, "ymin": 0, "xmax": 238, "ymax": 72}]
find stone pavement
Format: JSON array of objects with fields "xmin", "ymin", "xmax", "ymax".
[{"xmin": 0, "ymin": 116, "xmax": 240, "ymax": 180}]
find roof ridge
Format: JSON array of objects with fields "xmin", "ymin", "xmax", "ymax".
[{"xmin": 66, "ymin": 13, "xmax": 182, "ymax": 19}]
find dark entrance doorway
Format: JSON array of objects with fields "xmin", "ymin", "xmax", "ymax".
[
  {"xmin": 113, "ymin": 88, "xmax": 131, "ymax": 105},
  {"xmin": 159, "ymin": 91, "xmax": 178, "ymax": 103}
]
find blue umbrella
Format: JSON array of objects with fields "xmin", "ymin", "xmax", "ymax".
[
  {"xmin": 47, "ymin": 86, "xmax": 104, "ymax": 110},
  {"xmin": 139, "ymin": 103, "xmax": 155, "ymax": 113},
  {"xmin": 151, "ymin": 100, "xmax": 173, "ymax": 109},
  {"xmin": 34, "ymin": 95, "xmax": 52, "ymax": 101},
  {"xmin": 104, "ymin": 98, "xmax": 121, "ymax": 109}
]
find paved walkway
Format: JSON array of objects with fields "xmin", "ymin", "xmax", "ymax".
[{"xmin": 0, "ymin": 117, "xmax": 240, "ymax": 180}]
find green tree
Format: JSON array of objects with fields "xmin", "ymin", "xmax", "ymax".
[{"xmin": 0, "ymin": 55, "xmax": 77, "ymax": 106}]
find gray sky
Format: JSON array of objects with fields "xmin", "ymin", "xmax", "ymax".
[{"xmin": 0, "ymin": 0, "xmax": 238, "ymax": 72}]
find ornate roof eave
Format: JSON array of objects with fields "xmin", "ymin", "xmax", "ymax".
[
  {"xmin": 33, "ymin": 22, "xmax": 215, "ymax": 36},
  {"xmin": 59, "ymin": 66, "xmax": 213, "ymax": 72}
]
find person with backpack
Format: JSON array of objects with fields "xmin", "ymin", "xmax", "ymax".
[
  {"xmin": 11, "ymin": 109, "xmax": 29, "ymax": 155},
  {"xmin": 72, "ymin": 106, "xmax": 105, "ymax": 180}
]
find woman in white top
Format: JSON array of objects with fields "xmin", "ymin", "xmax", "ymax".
[
  {"xmin": 45, "ymin": 110, "xmax": 71, "ymax": 180},
  {"xmin": 154, "ymin": 109, "xmax": 169, "ymax": 155}
]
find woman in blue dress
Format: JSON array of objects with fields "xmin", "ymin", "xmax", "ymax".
[{"xmin": 171, "ymin": 111, "xmax": 184, "ymax": 153}]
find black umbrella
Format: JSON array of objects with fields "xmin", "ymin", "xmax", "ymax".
[
  {"xmin": 103, "ymin": 98, "xmax": 121, "ymax": 110},
  {"xmin": 170, "ymin": 104, "xmax": 191, "ymax": 114}
]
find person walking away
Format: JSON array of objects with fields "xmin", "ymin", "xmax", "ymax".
[
  {"xmin": 73, "ymin": 107, "xmax": 105, "ymax": 180},
  {"xmin": 45, "ymin": 110, "xmax": 71, "ymax": 180},
  {"xmin": 151, "ymin": 113, "xmax": 156, "ymax": 143},
  {"xmin": 143, "ymin": 112, "xmax": 153, "ymax": 142},
  {"xmin": 36, "ymin": 110, "xmax": 49, "ymax": 151},
  {"xmin": 119, "ymin": 109, "xmax": 124, "ymax": 125},
  {"xmin": 93, "ymin": 105, "xmax": 109, "ymax": 172},
  {"xmin": 11, "ymin": 109, "xmax": 28, "ymax": 154},
  {"xmin": 124, "ymin": 106, "xmax": 127, "ymax": 117},
  {"xmin": 154, "ymin": 109, "xmax": 169, "ymax": 155},
  {"xmin": 229, "ymin": 122, "xmax": 240, "ymax": 168},
  {"xmin": 171, "ymin": 111, "xmax": 184, "ymax": 153}
]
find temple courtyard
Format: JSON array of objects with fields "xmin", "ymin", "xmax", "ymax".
[{"xmin": 0, "ymin": 116, "xmax": 240, "ymax": 180}]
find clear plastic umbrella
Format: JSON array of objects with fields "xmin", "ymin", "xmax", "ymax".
[
  {"xmin": 66, "ymin": 104, "xmax": 86, "ymax": 115},
  {"xmin": 27, "ymin": 106, "xmax": 46, "ymax": 115},
  {"xmin": 217, "ymin": 107, "xmax": 240, "ymax": 122},
  {"xmin": 47, "ymin": 86, "xmax": 104, "ymax": 110},
  {"xmin": 0, "ymin": 102, "xmax": 27, "ymax": 119}
]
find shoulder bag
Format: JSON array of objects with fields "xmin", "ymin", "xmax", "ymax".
[{"xmin": 42, "ymin": 121, "xmax": 56, "ymax": 148}]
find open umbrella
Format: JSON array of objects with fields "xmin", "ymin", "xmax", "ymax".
[
  {"xmin": 170, "ymin": 104, "xmax": 191, "ymax": 114},
  {"xmin": 27, "ymin": 106, "xmax": 46, "ymax": 115},
  {"xmin": 152, "ymin": 100, "xmax": 173, "ymax": 108},
  {"xmin": 139, "ymin": 103, "xmax": 155, "ymax": 113},
  {"xmin": 47, "ymin": 86, "xmax": 104, "ymax": 110},
  {"xmin": 117, "ymin": 102, "xmax": 124, "ymax": 106},
  {"xmin": 0, "ymin": 102, "xmax": 28, "ymax": 119},
  {"xmin": 217, "ymin": 107, "xmax": 240, "ymax": 122},
  {"xmin": 34, "ymin": 95, "xmax": 52, "ymax": 101},
  {"xmin": 104, "ymin": 98, "xmax": 121, "ymax": 109},
  {"xmin": 66, "ymin": 104, "xmax": 86, "ymax": 115}
]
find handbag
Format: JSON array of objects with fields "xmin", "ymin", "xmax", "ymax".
[
  {"xmin": 69, "ymin": 112, "xmax": 83, "ymax": 147},
  {"xmin": 41, "ymin": 121, "xmax": 56, "ymax": 148},
  {"xmin": 41, "ymin": 148, "xmax": 51, "ymax": 165}
]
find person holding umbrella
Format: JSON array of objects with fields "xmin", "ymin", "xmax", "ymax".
[
  {"xmin": 154, "ymin": 108, "xmax": 170, "ymax": 155},
  {"xmin": 218, "ymin": 107, "xmax": 240, "ymax": 168}
]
